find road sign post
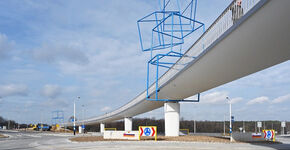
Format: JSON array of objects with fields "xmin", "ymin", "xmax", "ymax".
[
  {"xmin": 257, "ymin": 121, "xmax": 262, "ymax": 132},
  {"xmin": 281, "ymin": 121, "xmax": 286, "ymax": 135},
  {"xmin": 139, "ymin": 126, "xmax": 157, "ymax": 141}
]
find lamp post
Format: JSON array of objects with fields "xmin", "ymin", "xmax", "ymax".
[
  {"xmin": 226, "ymin": 97, "xmax": 233, "ymax": 142},
  {"xmin": 82, "ymin": 104, "xmax": 85, "ymax": 134},
  {"xmin": 224, "ymin": 114, "xmax": 226, "ymax": 136},
  {"xmin": 73, "ymin": 96, "xmax": 80, "ymax": 135}
]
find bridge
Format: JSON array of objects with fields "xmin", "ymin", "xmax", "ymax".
[{"xmin": 64, "ymin": 0, "xmax": 290, "ymax": 136}]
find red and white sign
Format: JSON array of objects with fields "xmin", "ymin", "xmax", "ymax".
[
  {"xmin": 263, "ymin": 130, "xmax": 275, "ymax": 141},
  {"xmin": 139, "ymin": 126, "xmax": 156, "ymax": 136},
  {"xmin": 252, "ymin": 133, "xmax": 262, "ymax": 138}
]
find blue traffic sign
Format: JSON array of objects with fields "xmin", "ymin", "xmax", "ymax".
[
  {"xmin": 144, "ymin": 127, "xmax": 151, "ymax": 136},
  {"xmin": 266, "ymin": 131, "xmax": 272, "ymax": 139}
]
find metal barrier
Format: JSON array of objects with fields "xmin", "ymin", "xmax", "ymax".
[
  {"xmin": 104, "ymin": 128, "xmax": 117, "ymax": 131},
  {"xmin": 180, "ymin": 129, "xmax": 190, "ymax": 135}
]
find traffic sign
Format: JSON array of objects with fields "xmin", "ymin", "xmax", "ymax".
[
  {"xmin": 263, "ymin": 129, "xmax": 275, "ymax": 141},
  {"xmin": 257, "ymin": 122, "xmax": 262, "ymax": 128},
  {"xmin": 139, "ymin": 126, "xmax": 157, "ymax": 141},
  {"xmin": 281, "ymin": 122, "xmax": 286, "ymax": 127}
]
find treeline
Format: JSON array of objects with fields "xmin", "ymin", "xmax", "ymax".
[
  {"xmin": 0, "ymin": 116, "xmax": 17, "ymax": 129},
  {"xmin": 0, "ymin": 116, "xmax": 28, "ymax": 129},
  {"xmin": 85, "ymin": 118, "xmax": 289, "ymax": 134}
]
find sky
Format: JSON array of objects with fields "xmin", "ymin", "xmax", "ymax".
[{"xmin": 0, "ymin": 0, "xmax": 289, "ymax": 124}]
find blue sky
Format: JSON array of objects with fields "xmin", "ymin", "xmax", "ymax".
[{"xmin": 0, "ymin": 0, "xmax": 289, "ymax": 124}]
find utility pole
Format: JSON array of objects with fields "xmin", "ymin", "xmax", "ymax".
[
  {"xmin": 272, "ymin": 122, "xmax": 273, "ymax": 130},
  {"xmin": 73, "ymin": 96, "xmax": 80, "ymax": 135},
  {"xmin": 243, "ymin": 121, "xmax": 245, "ymax": 133},
  {"xmin": 263, "ymin": 121, "xmax": 265, "ymax": 130},
  {"xmin": 194, "ymin": 119, "xmax": 196, "ymax": 134},
  {"xmin": 224, "ymin": 115, "xmax": 226, "ymax": 136},
  {"xmin": 8, "ymin": 120, "xmax": 10, "ymax": 130},
  {"xmin": 82, "ymin": 104, "xmax": 85, "ymax": 134},
  {"xmin": 255, "ymin": 122, "xmax": 257, "ymax": 133},
  {"xmin": 226, "ymin": 97, "xmax": 233, "ymax": 142}
]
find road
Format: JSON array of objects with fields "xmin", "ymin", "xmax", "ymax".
[{"xmin": 1, "ymin": 130, "xmax": 290, "ymax": 150}]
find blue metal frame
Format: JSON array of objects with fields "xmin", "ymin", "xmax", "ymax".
[
  {"xmin": 137, "ymin": 11, "xmax": 204, "ymax": 52},
  {"xmin": 137, "ymin": 0, "xmax": 204, "ymax": 102},
  {"xmin": 51, "ymin": 110, "xmax": 64, "ymax": 125},
  {"xmin": 146, "ymin": 93, "xmax": 200, "ymax": 102}
]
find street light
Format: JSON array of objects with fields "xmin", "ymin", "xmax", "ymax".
[
  {"xmin": 226, "ymin": 97, "xmax": 233, "ymax": 142},
  {"xmin": 82, "ymin": 104, "xmax": 85, "ymax": 134},
  {"xmin": 73, "ymin": 96, "xmax": 80, "ymax": 135}
]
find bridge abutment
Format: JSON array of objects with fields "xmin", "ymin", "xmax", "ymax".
[{"xmin": 164, "ymin": 102, "xmax": 180, "ymax": 136}]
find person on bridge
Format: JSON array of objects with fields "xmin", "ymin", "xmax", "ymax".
[{"xmin": 230, "ymin": 0, "xmax": 244, "ymax": 24}]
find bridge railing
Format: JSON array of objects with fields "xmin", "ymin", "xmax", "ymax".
[{"xmin": 148, "ymin": 0, "xmax": 263, "ymax": 99}]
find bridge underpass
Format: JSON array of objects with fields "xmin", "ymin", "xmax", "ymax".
[{"xmin": 64, "ymin": 0, "xmax": 290, "ymax": 136}]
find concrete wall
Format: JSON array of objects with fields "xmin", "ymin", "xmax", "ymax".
[
  {"xmin": 233, "ymin": 132, "xmax": 266, "ymax": 142},
  {"xmin": 104, "ymin": 131, "xmax": 139, "ymax": 140}
]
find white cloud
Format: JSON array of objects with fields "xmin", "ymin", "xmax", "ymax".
[
  {"xmin": 246, "ymin": 96, "xmax": 269, "ymax": 105},
  {"xmin": 187, "ymin": 92, "xmax": 243, "ymax": 105},
  {"xmin": 56, "ymin": 36, "xmax": 146, "ymax": 77},
  {"xmin": 231, "ymin": 97, "xmax": 243, "ymax": 104},
  {"xmin": 101, "ymin": 106, "xmax": 111, "ymax": 112},
  {"xmin": 0, "ymin": 84, "xmax": 28, "ymax": 97},
  {"xmin": 63, "ymin": 86, "xmax": 79, "ymax": 93},
  {"xmin": 200, "ymin": 91, "xmax": 228, "ymax": 104},
  {"xmin": 271, "ymin": 94, "xmax": 290, "ymax": 104},
  {"xmin": 33, "ymin": 43, "xmax": 89, "ymax": 65},
  {"xmin": 231, "ymin": 61, "xmax": 290, "ymax": 88},
  {"xmin": 0, "ymin": 33, "xmax": 13, "ymax": 59},
  {"xmin": 41, "ymin": 97, "xmax": 70, "ymax": 109},
  {"xmin": 41, "ymin": 84, "xmax": 62, "ymax": 98}
]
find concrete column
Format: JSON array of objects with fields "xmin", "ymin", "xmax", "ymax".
[
  {"xmin": 164, "ymin": 102, "xmax": 180, "ymax": 136},
  {"xmin": 79, "ymin": 126, "xmax": 83, "ymax": 133},
  {"xmin": 124, "ymin": 117, "xmax": 133, "ymax": 131},
  {"xmin": 100, "ymin": 123, "xmax": 105, "ymax": 133}
]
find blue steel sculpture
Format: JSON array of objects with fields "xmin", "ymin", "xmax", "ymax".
[
  {"xmin": 137, "ymin": 0, "xmax": 204, "ymax": 102},
  {"xmin": 51, "ymin": 110, "xmax": 64, "ymax": 125}
]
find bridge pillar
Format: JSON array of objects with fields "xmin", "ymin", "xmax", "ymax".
[
  {"xmin": 124, "ymin": 117, "xmax": 132, "ymax": 131},
  {"xmin": 100, "ymin": 123, "xmax": 105, "ymax": 133},
  {"xmin": 164, "ymin": 102, "xmax": 180, "ymax": 136}
]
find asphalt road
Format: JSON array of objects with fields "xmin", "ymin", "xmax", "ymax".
[
  {"xmin": 0, "ymin": 130, "xmax": 73, "ymax": 150},
  {"xmin": 1, "ymin": 130, "xmax": 290, "ymax": 150}
]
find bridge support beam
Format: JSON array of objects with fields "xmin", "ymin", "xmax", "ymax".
[
  {"xmin": 124, "ymin": 117, "xmax": 132, "ymax": 131},
  {"xmin": 164, "ymin": 102, "xmax": 180, "ymax": 136},
  {"xmin": 100, "ymin": 123, "xmax": 105, "ymax": 133}
]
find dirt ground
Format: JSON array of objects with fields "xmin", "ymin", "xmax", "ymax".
[
  {"xmin": 0, "ymin": 134, "xmax": 8, "ymax": 138},
  {"xmin": 70, "ymin": 135, "xmax": 230, "ymax": 143}
]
